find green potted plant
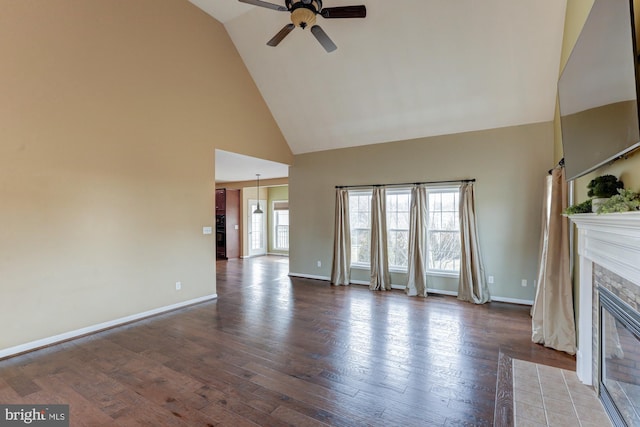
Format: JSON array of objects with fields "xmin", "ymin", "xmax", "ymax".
[
  {"xmin": 564, "ymin": 199, "xmax": 592, "ymax": 215},
  {"xmin": 587, "ymin": 174, "xmax": 624, "ymax": 212},
  {"xmin": 598, "ymin": 188, "xmax": 640, "ymax": 213}
]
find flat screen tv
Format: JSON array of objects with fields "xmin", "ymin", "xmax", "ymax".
[{"xmin": 558, "ymin": 0, "xmax": 640, "ymax": 180}]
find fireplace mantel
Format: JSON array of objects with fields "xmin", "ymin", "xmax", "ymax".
[{"xmin": 569, "ymin": 211, "xmax": 640, "ymax": 385}]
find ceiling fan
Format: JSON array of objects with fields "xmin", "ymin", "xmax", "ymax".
[{"xmin": 238, "ymin": 0, "xmax": 366, "ymax": 53}]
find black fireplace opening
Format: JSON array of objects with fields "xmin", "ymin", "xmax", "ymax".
[{"xmin": 599, "ymin": 286, "xmax": 640, "ymax": 427}]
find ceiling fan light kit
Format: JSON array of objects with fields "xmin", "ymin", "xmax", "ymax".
[
  {"xmin": 291, "ymin": 7, "xmax": 316, "ymax": 28},
  {"xmin": 238, "ymin": 0, "xmax": 366, "ymax": 52}
]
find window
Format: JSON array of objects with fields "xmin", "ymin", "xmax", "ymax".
[
  {"xmin": 427, "ymin": 189, "xmax": 460, "ymax": 273},
  {"xmin": 349, "ymin": 190, "xmax": 411, "ymax": 268},
  {"xmin": 386, "ymin": 190, "xmax": 410, "ymax": 269},
  {"xmin": 349, "ymin": 191, "xmax": 372, "ymax": 265},
  {"xmin": 347, "ymin": 186, "xmax": 461, "ymax": 275},
  {"xmin": 273, "ymin": 201, "xmax": 289, "ymax": 250}
]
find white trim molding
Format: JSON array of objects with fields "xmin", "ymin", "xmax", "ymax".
[
  {"xmin": 289, "ymin": 274, "xmax": 533, "ymax": 304},
  {"xmin": 0, "ymin": 294, "xmax": 217, "ymax": 360},
  {"xmin": 569, "ymin": 211, "xmax": 640, "ymax": 385},
  {"xmin": 288, "ymin": 272, "xmax": 331, "ymax": 281}
]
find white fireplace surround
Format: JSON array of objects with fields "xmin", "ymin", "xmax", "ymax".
[{"xmin": 570, "ymin": 212, "xmax": 640, "ymax": 385}]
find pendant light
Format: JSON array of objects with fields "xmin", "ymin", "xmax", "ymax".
[{"xmin": 253, "ymin": 174, "xmax": 263, "ymax": 214}]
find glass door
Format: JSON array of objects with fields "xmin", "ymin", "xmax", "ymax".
[{"xmin": 248, "ymin": 199, "xmax": 267, "ymax": 256}]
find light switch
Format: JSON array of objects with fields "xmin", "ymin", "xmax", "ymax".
[{"xmin": 202, "ymin": 226, "xmax": 212, "ymax": 235}]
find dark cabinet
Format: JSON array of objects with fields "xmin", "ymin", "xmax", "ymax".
[{"xmin": 215, "ymin": 189, "xmax": 240, "ymax": 259}]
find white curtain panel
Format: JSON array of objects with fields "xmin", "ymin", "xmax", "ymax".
[
  {"xmin": 370, "ymin": 186, "xmax": 391, "ymax": 290},
  {"xmin": 330, "ymin": 189, "xmax": 351, "ymax": 286},
  {"xmin": 457, "ymin": 182, "xmax": 491, "ymax": 304},
  {"xmin": 531, "ymin": 168, "xmax": 576, "ymax": 354},
  {"xmin": 406, "ymin": 185, "xmax": 428, "ymax": 297}
]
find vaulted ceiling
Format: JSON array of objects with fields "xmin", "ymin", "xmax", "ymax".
[{"xmin": 194, "ymin": 0, "xmax": 567, "ymax": 178}]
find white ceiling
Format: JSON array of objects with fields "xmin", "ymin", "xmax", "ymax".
[
  {"xmin": 195, "ymin": 0, "xmax": 567, "ymax": 179},
  {"xmin": 215, "ymin": 149, "xmax": 289, "ymax": 182}
]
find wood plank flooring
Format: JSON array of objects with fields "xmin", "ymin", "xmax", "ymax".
[{"xmin": 0, "ymin": 256, "xmax": 575, "ymax": 426}]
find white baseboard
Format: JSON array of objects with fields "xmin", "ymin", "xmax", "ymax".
[
  {"xmin": 427, "ymin": 288, "xmax": 458, "ymax": 296},
  {"xmin": 288, "ymin": 274, "xmax": 533, "ymax": 305},
  {"xmin": 0, "ymin": 294, "xmax": 217, "ymax": 360},
  {"xmin": 288, "ymin": 272, "xmax": 331, "ymax": 281},
  {"xmin": 490, "ymin": 296, "xmax": 533, "ymax": 306}
]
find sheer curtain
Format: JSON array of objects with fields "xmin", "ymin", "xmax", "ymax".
[
  {"xmin": 331, "ymin": 189, "xmax": 351, "ymax": 286},
  {"xmin": 406, "ymin": 185, "xmax": 428, "ymax": 297},
  {"xmin": 531, "ymin": 167, "xmax": 576, "ymax": 354},
  {"xmin": 457, "ymin": 182, "xmax": 490, "ymax": 304},
  {"xmin": 370, "ymin": 186, "xmax": 391, "ymax": 290}
]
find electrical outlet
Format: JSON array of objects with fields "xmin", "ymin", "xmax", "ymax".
[
  {"xmin": 317, "ymin": 260, "xmax": 322, "ymax": 268},
  {"xmin": 488, "ymin": 275, "xmax": 494, "ymax": 284},
  {"xmin": 521, "ymin": 279, "xmax": 527, "ymax": 287},
  {"xmin": 176, "ymin": 282, "xmax": 182, "ymax": 291}
]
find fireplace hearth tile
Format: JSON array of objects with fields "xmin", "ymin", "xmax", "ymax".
[
  {"xmin": 511, "ymin": 359, "xmax": 612, "ymax": 427},
  {"xmin": 542, "ymin": 398, "xmax": 576, "ymax": 417},
  {"xmin": 515, "ymin": 400, "xmax": 547, "ymax": 423},
  {"xmin": 544, "ymin": 410, "xmax": 580, "ymax": 426}
]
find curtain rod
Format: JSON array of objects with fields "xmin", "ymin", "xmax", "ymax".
[
  {"xmin": 548, "ymin": 158, "xmax": 565, "ymax": 175},
  {"xmin": 335, "ymin": 178, "xmax": 475, "ymax": 189}
]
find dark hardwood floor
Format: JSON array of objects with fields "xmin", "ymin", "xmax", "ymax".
[{"xmin": 0, "ymin": 256, "xmax": 575, "ymax": 426}]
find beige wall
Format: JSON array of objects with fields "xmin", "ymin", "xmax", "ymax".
[
  {"xmin": 289, "ymin": 122, "xmax": 554, "ymax": 302},
  {"xmin": 0, "ymin": 0, "xmax": 292, "ymax": 352}
]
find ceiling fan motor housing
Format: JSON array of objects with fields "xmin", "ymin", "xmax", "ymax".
[
  {"xmin": 242, "ymin": 0, "xmax": 366, "ymax": 52},
  {"xmin": 287, "ymin": 0, "xmax": 322, "ymax": 29}
]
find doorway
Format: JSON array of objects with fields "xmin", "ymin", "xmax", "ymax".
[{"xmin": 248, "ymin": 199, "xmax": 267, "ymax": 257}]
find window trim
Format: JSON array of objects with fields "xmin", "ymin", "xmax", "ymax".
[
  {"xmin": 272, "ymin": 200, "xmax": 289, "ymax": 250},
  {"xmin": 425, "ymin": 186, "xmax": 460, "ymax": 276},
  {"xmin": 348, "ymin": 189, "xmax": 373, "ymax": 267},
  {"xmin": 385, "ymin": 188, "xmax": 411, "ymax": 271},
  {"xmin": 346, "ymin": 185, "xmax": 461, "ymax": 277}
]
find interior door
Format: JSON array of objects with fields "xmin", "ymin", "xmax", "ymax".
[{"xmin": 248, "ymin": 199, "xmax": 267, "ymax": 257}]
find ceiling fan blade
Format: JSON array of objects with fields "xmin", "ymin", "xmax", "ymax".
[
  {"xmin": 267, "ymin": 24, "xmax": 295, "ymax": 47},
  {"xmin": 311, "ymin": 25, "xmax": 337, "ymax": 53},
  {"xmin": 238, "ymin": 0, "xmax": 287, "ymax": 12},
  {"xmin": 320, "ymin": 5, "xmax": 366, "ymax": 19}
]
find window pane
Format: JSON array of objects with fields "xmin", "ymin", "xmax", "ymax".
[
  {"xmin": 429, "ymin": 193, "xmax": 441, "ymax": 211},
  {"xmin": 388, "ymin": 194, "xmax": 398, "ymax": 212},
  {"xmin": 358, "ymin": 195, "xmax": 369, "ymax": 211},
  {"xmin": 440, "ymin": 212, "xmax": 456, "ymax": 230},
  {"xmin": 347, "ymin": 187, "xmax": 460, "ymax": 273},
  {"xmin": 398, "ymin": 212, "xmax": 409, "ymax": 229},
  {"xmin": 349, "ymin": 192, "xmax": 372, "ymax": 266},
  {"xmin": 274, "ymin": 209, "xmax": 289, "ymax": 250},
  {"xmin": 352, "ymin": 228, "xmax": 371, "ymax": 264},
  {"xmin": 441, "ymin": 192, "xmax": 456, "ymax": 211},
  {"xmin": 386, "ymin": 190, "xmax": 411, "ymax": 270},
  {"xmin": 427, "ymin": 189, "xmax": 461, "ymax": 273},
  {"xmin": 388, "ymin": 229, "xmax": 408, "ymax": 268},
  {"xmin": 398, "ymin": 194, "xmax": 409, "ymax": 211}
]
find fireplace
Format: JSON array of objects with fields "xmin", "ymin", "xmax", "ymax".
[
  {"xmin": 598, "ymin": 283, "xmax": 640, "ymax": 425},
  {"xmin": 570, "ymin": 212, "xmax": 640, "ymax": 426}
]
